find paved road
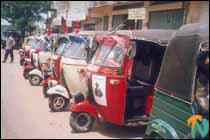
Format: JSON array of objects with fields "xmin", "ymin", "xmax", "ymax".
[{"xmin": 1, "ymin": 50, "xmax": 146, "ymax": 139}]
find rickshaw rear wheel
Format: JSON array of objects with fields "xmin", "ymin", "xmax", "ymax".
[
  {"xmin": 49, "ymin": 95, "xmax": 68, "ymax": 112},
  {"xmin": 143, "ymin": 133, "xmax": 162, "ymax": 139},
  {"xmin": 70, "ymin": 112, "xmax": 95, "ymax": 133}
]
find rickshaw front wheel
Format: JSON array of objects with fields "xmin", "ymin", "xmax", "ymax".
[
  {"xmin": 70, "ymin": 112, "xmax": 95, "ymax": 133},
  {"xmin": 48, "ymin": 95, "xmax": 68, "ymax": 112},
  {"xmin": 29, "ymin": 75, "xmax": 42, "ymax": 86},
  {"xmin": 20, "ymin": 59, "xmax": 25, "ymax": 66}
]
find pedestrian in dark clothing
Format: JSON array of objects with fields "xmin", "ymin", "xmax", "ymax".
[{"xmin": 2, "ymin": 35, "xmax": 15, "ymax": 63}]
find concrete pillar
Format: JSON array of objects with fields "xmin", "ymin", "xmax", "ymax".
[{"xmin": 186, "ymin": 1, "xmax": 201, "ymax": 24}]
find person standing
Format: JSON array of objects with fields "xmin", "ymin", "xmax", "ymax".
[{"xmin": 2, "ymin": 34, "xmax": 15, "ymax": 63}]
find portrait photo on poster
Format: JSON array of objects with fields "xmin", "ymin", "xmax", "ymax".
[{"xmin": 92, "ymin": 75, "xmax": 107, "ymax": 106}]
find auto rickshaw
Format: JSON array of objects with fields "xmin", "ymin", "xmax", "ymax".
[
  {"xmin": 46, "ymin": 31, "xmax": 108, "ymax": 112},
  {"xmin": 22, "ymin": 37, "xmax": 45, "ymax": 79},
  {"xmin": 42, "ymin": 34, "xmax": 73, "ymax": 97},
  {"xmin": 19, "ymin": 36, "xmax": 36, "ymax": 66},
  {"xmin": 144, "ymin": 23, "xmax": 209, "ymax": 139},
  {"xmin": 27, "ymin": 34, "xmax": 69, "ymax": 86},
  {"xmin": 22, "ymin": 34, "xmax": 56, "ymax": 81},
  {"xmin": 68, "ymin": 29, "xmax": 176, "ymax": 132}
]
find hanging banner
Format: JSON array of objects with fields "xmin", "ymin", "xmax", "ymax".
[
  {"xmin": 128, "ymin": 8, "xmax": 146, "ymax": 20},
  {"xmin": 68, "ymin": 1, "xmax": 88, "ymax": 21}
]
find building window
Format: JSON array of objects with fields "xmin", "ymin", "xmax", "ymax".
[
  {"xmin": 112, "ymin": 14, "xmax": 142, "ymax": 30},
  {"xmin": 149, "ymin": 9, "xmax": 184, "ymax": 29},
  {"xmin": 103, "ymin": 16, "xmax": 109, "ymax": 31},
  {"xmin": 84, "ymin": 24, "xmax": 95, "ymax": 30}
]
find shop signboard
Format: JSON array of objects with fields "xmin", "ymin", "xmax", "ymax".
[{"xmin": 128, "ymin": 8, "xmax": 146, "ymax": 20}]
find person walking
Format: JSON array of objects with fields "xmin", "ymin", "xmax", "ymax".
[{"xmin": 2, "ymin": 34, "xmax": 16, "ymax": 63}]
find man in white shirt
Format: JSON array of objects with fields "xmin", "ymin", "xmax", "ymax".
[{"xmin": 2, "ymin": 34, "xmax": 15, "ymax": 63}]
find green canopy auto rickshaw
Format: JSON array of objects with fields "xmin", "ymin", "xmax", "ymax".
[{"xmin": 144, "ymin": 23, "xmax": 209, "ymax": 139}]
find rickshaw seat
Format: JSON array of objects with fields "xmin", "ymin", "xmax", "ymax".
[{"xmin": 127, "ymin": 85, "xmax": 151, "ymax": 96}]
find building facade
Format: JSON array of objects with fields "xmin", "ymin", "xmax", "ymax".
[{"xmin": 51, "ymin": 1, "xmax": 209, "ymax": 32}]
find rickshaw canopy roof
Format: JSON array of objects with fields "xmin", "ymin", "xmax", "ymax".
[
  {"xmin": 156, "ymin": 23, "xmax": 209, "ymax": 102},
  {"xmin": 117, "ymin": 30, "xmax": 176, "ymax": 46}
]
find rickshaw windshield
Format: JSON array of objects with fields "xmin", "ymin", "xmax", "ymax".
[
  {"xmin": 63, "ymin": 36, "xmax": 88, "ymax": 60},
  {"xmin": 39, "ymin": 41, "xmax": 52, "ymax": 52},
  {"xmin": 94, "ymin": 44, "xmax": 124, "ymax": 67},
  {"xmin": 55, "ymin": 42, "xmax": 69, "ymax": 55},
  {"xmin": 30, "ymin": 40, "xmax": 40, "ymax": 49}
]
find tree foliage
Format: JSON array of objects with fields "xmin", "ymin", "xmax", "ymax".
[{"xmin": 1, "ymin": 1, "xmax": 52, "ymax": 37}]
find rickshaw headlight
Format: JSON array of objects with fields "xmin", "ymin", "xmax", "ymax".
[
  {"xmin": 48, "ymin": 79, "xmax": 58, "ymax": 88},
  {"xmin": 72, "ymin": 92, "xmax": 85, "ymax": 104}
]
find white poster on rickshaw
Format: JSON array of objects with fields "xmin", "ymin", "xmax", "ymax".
[{"xmin": 92, "ymin": 75, "xmax": 107, "ymax": 106}]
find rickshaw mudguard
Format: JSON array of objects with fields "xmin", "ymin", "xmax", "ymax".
[
  {"xmin": 70, "ymin": 100, "xmax": 98, "ymax": 119},
  {"xmin": 47, "ymin": 85, "xmax": 69, "ymax": 99},
  {"xmin": 145, "ymin": 119, "xmax": 179, "ymax": 139},
  {"xmin": 29, "ymin": 69, "xmax": 43, "ymax": 78}
]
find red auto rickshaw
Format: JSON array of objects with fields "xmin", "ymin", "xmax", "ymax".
[
  {"xmin": 69, "ymin": 30, "xmax": 176, "ymax": 132},
  {"xmin": 42, "ymin": 34, "xmax": 72, "ymax": 97}
]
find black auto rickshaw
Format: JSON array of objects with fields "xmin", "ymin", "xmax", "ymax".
[{"xmin": 144, "ymin": 23, "xmax": 209, "ymax": 139}]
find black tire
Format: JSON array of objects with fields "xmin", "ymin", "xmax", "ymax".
[
  {"xmin": 143, "ymin": 134, "xmax": 151, "ymax": 139},
  {"xmin": 70, "ymin": 112, "xmax": 95, "ymax": 133},
  {"xmin": 23, "ymin": 68, "xmax": 32, "ymax": 79},
  {"xmin": 42, "ymin": 84, "xmax": 49, "ymax": 97},
  {"xmin": 29, "ymin": 74, "xmax": 42, "ymax": 86},
  {"xmin": 143, "ymin": 133, "xmax": 162, "ymax": 139},
  {"xmin": 48, "ymin": 95, "xmax": 68, "ymax": 112}
]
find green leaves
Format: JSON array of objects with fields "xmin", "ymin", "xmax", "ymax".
[{"xmin": 1, "ymin": 1, "xmax": 52, "ymax": 36}]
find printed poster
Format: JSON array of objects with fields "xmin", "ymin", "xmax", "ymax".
[{"xmin": 92, "ymin": 75, "xmax": 107, "ymax": 106}]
